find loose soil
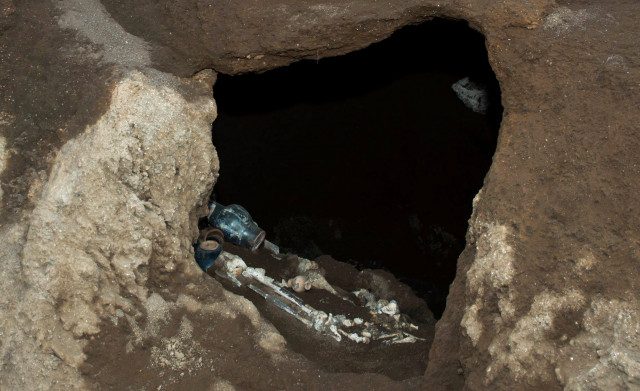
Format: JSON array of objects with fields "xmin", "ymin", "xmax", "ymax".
[{"xmin": 81, "ymin": 245, "xmax": 434, "ymax": 389}]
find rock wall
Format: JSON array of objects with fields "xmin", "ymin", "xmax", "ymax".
[
  {"xmin": 0, "ymin": 1, "xmax": 218, "ymax": 388},
  {"xmin": 21, "ymin": 68, "xmax": 218, "ymax": 366},
  {"xmin": 1, "ymin": 0, "xmax": 639, "ymax": 390},
  {"xmin": 427, "ymin": 3, "xmax": 640, "ymax": 389}
]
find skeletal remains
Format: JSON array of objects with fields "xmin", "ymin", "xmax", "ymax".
[{"xmin": 213, "ymin": 251, "xmax": 424, "ymax": 344}]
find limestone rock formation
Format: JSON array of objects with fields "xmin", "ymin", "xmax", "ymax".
[{"xmin": 1, "ymin": 0, "xmax": 639, "ymax": 389}]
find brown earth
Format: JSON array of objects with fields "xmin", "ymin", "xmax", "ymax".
[
  {"xmin": 81, "ymin": 245, "xmax": 435, "ymax": 389},
  {"xmin": 0, "ymin": 0, "xmax": 114, "ymax": 224},
  {"xmin": 80, "ymin": 272, "xmax": 424, "ymax": 391},
  {"xmin": 1, "ymin": 0, "xmax": 639, "ymax": 390}
]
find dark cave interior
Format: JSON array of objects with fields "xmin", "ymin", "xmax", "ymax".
[{"xmin": 210, "ymin": 19, "xmax": 502, "ymax": 318}]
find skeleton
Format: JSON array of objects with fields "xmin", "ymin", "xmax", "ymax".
[{"xmin": 214, "ymin": 251, "xmax": 424, "ymax": 344}]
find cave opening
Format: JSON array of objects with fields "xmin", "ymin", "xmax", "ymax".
[{"xmin": 210, "ymin": 19, "xmax": 502, "ymax": 319}]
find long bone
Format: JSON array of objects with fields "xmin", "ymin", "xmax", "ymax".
[{"xmin": 213, "ymin": 251, "xmax": 424, "ymax": 344}]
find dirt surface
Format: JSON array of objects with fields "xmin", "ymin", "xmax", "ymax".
[
  {"xmin": 99, "ymin": 0, "xmax": 442, "ymax": 76},
  {"xmin": 2, "ymin": 0, "xmax": 640, "ymax": 390},
  {"xmin": 0, "ymin": 0, "xmax": 114, "ymax": 224},
  {"xmin": 80, "ymin": 274, "xmax": 422, "ymax": 391}
]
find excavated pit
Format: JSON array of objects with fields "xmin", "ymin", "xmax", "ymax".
[
  {"xmin": 201, "ymin": 19, "xmax": 502, "ymax": 378},
  {"xmin": 210, "ymin": 19, "xmax": 501, "ymax": 313},
  {"xmin": 3, "ymin": 0, "xmax": 639, "ymax": 389}
]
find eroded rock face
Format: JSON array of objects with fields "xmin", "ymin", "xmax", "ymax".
[
  {"xmin": 454, "ymin": 191, "xmax": 640, "ymax": 389},
  {"xmin": 98, "ymin": 0, "xmax": 553, "ymax": 76},
  {"xmin": 21, "ymin": 69, "xmax": 217, "ymax": 365},
  {"xmin": 1, "ymin": 0, "xmax": 639, "ymax": 390},
  {"xmin": 1, "ymin": 66, "xmax": 218, "ymax": 388}
]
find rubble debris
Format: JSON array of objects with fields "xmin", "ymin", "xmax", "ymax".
[
  {"xmin": 293, "ymin": 256, "xmax": 339, "ymax": 296},
  {"xmin": 213, "ymin": 251, "xmax": 425, "ymax": 345},
  {"xmin": 195, "ymin": 205, "xmax": 425, "ymax": 345},
  {"xmin": 354, "ymin": 289, "xmax": 400, "ymax": 315},
  {"xmin": 451, "ymin": 76, "xmax": 488, "ymax": 114}
]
